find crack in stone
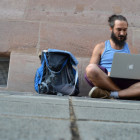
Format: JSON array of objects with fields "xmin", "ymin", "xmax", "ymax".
[{"xmin": 69, "ymin": 97, "xmax": 81, "ymax": 140}]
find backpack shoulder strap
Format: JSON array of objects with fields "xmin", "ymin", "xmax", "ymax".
[{"xmin": 69, "ymin": 65, "xmax": 78, "ymax": 95}]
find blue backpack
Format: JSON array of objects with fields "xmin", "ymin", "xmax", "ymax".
[{"xmin": 34, "ymin": 49, "xmax": 79, "ymax": 96}]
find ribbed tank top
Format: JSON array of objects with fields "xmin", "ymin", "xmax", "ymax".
[{"xmin": 99, "ymin": 40, "xmax": 130, "ymax": 72}]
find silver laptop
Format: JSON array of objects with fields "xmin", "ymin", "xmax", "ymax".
[{"xmin": 110, "ymin": 53, "xmax": 140, "ymax": 79}]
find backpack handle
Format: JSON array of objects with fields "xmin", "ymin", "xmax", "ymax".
[{"xmin": 44, "ymin": 53, "xmax": 68, "ymax": 74}]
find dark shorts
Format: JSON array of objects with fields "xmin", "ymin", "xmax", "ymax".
[{"xmin": 85, "ymin": 65, "xmax": 140, "ymax": 90}]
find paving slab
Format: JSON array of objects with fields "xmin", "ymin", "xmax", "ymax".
[
  {"xmin": 0, "ymin": 91, "xmax": 140, "ymax": 140},
  {"xmin": 77, "ymin": 121, "xmax": 140, "ymax": 140},
  {"xmin": 72, "ymin": 97, "xmax": 140, "ymax": 123},
  {"xmin": 0, "ymin": 92, "xmax": 71, "ymax": 140},
  {"xmin": 71, "ymin": 97, "xmax": 140, "ymax": 140},
  {"xmin": 0, "ymin": 116, "xmax": 71, "ymax": 140},
  {"xmin": 0, "ymin": 93, "xmax": 69, "ymax": 119}
]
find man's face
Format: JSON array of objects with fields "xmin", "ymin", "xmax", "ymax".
[{"xmin": 111, "ymin": 20, "xmax": 128, "ymax": 47}]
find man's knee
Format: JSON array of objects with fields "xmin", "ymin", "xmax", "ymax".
[{"xmin": 86, "ymin": 64, "xmax": 99, "ymax": 79}]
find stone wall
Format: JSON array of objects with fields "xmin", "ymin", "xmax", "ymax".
[{"xmin": 0, "ymin": 0, "xmax": 140, "ymax": 96}]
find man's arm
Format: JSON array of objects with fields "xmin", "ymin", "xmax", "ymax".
[{"xmin": 89, "ymin": 42, "xmax": 105, "ymax": 64}]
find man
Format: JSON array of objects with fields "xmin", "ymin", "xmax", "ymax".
[{"xmin": 85, "ymin": 14, "xmax": 140, "ymax": 99}]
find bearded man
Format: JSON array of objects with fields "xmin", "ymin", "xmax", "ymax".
[{"xmin": 85, "ymin": 14, "xmax": 140, "ymax": 99}]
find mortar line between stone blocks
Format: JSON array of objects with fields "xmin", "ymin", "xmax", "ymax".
[{"xmin": 36, "ymin": 22, "xmax": 41, "ymax": 55}]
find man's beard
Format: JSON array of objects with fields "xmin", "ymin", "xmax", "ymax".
[{"xmin": 111, "ymin": 31, "xmax": 127, "ymax": 47}]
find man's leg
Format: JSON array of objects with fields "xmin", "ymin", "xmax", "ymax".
[
  {"xmin": 86, "ymin": 64, "xmax": 120, "ymax": 91},
  {"xmin": 86, "ymin": 64, "xmax": 140, "ymax": 99},
  {"xmin": 118, "ymin": 82, "xmax": 140, "ymax": 99}
]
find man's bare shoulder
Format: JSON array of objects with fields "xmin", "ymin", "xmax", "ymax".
[
  {"xmin": 95, "ymin": 42, "xmax": 105, "ymax": 49},
  {"xmin": 90, "ymin": 42, "xmax": 105, "ymax": 64},
  {"xmin": 93, "ymin": 42, "xmax": 105, "ymax": 54}
]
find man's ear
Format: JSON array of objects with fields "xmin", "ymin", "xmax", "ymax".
[{"xmin": 110, "ymin": 27, "xmax": 113, "ymax": 31}]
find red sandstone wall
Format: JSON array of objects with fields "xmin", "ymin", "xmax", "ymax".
[{"xmin": 0, "ymin": 0, "xmax": 140, "ymax": 95}]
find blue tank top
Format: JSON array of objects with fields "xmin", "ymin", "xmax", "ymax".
[{"xmin": 99, "ymin": 40, "xmax": 130, "ymax": 72}]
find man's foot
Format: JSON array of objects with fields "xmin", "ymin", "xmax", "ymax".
[{"xmin": 89, "ymin": 87, "xmax": 112, "ymax": 99}]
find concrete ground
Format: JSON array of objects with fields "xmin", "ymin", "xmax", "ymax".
[{"xmin": 0, "ymin": 91, "xmax": 140, "ymax": 140}]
